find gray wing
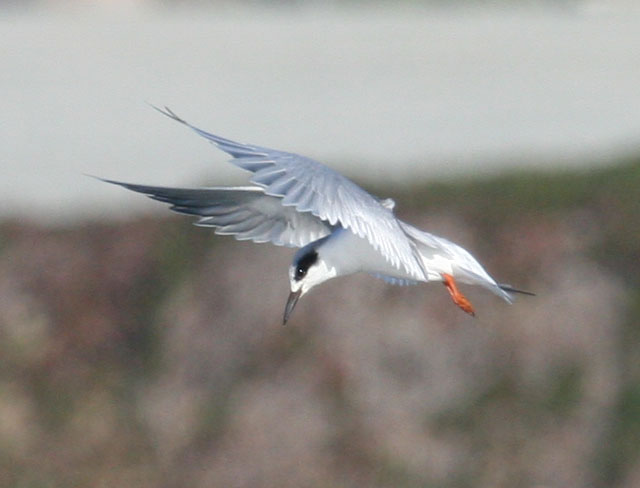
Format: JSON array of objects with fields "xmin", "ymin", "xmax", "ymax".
[
  {"xmin": 99, "ymin": 179, "xmax": 331, "ymax": 248},
  {"xmin": 156, "ymin": 107, "xmax": 426, "ymax": 280}
]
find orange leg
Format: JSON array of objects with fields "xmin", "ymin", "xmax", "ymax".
[{"xmin": 442, "ymin": 273, "xmax": 475, "ymax": 317}]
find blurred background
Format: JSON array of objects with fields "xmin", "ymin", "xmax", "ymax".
[{"xmin": 2, "ymin": 1, "xmax": 640, "ymax": 487}]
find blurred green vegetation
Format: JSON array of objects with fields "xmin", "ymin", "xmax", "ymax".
[
  {"xmin": 373, "ymin": 156, "xmax": 640, "ymax": 486},
  {"xmin": 0, "ymin": 156, "xmax": 639, "ymax": 487},
  {"xmin": 409, "ymin": 158, "xmax": 640, "ymax": 487}
]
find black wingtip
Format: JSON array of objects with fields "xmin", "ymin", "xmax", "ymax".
[
  {"xmin": 499, "ymin": 284, "xmax": 536, "ymax": 296},
  {"xmin": 86, "ymin": 174, "xmax": 128, "ymax": 188},
  {"xmin": 88, "ymin": 174, "xmax": 125, "ymax": 187},
  {"xmin": 147, "ymin": 102, "xmax": 186, "ymax": 125},
  {"xmin": 90, "ymin": 176, "xmax": 151, "ymax": 196}
]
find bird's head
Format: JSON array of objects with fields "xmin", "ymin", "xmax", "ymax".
[{"xmin": 283, "ymin": 245, "xmax": 336, "ymax": 324}]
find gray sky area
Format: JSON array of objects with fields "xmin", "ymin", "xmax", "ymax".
[{"xmin": 3, "ymin": 2, "xmax": 640, "ymax": 221}]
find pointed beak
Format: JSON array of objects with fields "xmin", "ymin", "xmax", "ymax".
[{"xmin": 283, "ymin": 289, "xmax": 302, "ymax": 325}]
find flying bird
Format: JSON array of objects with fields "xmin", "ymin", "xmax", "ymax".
[{"xmin": 100, "ymin": 108, "xmax": 533, "ymax": 324}]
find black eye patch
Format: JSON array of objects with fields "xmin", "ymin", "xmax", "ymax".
[{"xmin": 294, "ymin": 250, "xmax": 318, "ymax": 281}]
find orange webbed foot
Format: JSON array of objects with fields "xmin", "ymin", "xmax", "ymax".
[{"xmin": 442, "ymin": 273, "xmax": 475, "ymax": 317}]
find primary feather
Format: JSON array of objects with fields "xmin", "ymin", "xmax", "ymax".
[{"xmin": 97, "ymin": 179, "xmax": 330, "ymax": 248}]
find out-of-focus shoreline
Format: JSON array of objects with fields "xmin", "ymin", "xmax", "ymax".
[{"xmin": 4, "ymin": 4, "xmax": 640, "ymax": 221}]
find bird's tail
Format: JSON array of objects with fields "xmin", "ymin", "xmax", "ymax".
[{"xmin": 498, "ymin": 284, "xmax": 536, "ymax": 297}]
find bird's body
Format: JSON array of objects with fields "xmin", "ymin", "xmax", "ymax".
[
  {"xmin": 100, "ymin": 108, "xmax": 532, "ymax": 323},
  {"xmin": 314, "ymin": 227, "xmax": 407, "ymax": 280}
]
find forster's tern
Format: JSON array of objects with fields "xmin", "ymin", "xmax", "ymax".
[{"xmin": 101, "ymin": 108, "xmax": 532, "ymax": 323}]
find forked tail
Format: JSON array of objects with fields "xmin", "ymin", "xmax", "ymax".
[{"xmin": 498, "ymin": 284, "xmax": 536, "ymax": 296}]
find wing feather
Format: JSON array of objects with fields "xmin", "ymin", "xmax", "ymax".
[
  {"xmin": 155, "ymin": 107, "xmax": 426, "ymax": 279},
  {"xmin": 98, "ymin": 178, "xmax": 331, "ymax": 248}
]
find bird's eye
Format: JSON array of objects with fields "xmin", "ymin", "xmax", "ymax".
[{"xmin": 294, "ymin": 250, "xmax": 318, "ymax": 282}]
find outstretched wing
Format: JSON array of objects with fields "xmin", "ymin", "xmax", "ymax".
[
  {"xmin": 155, "ymin": 107, "xmax": 426, "ymax": 280},
  {"xmin": 99, "ymin": 178, "xmax": 331, "ymax": 248}
]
